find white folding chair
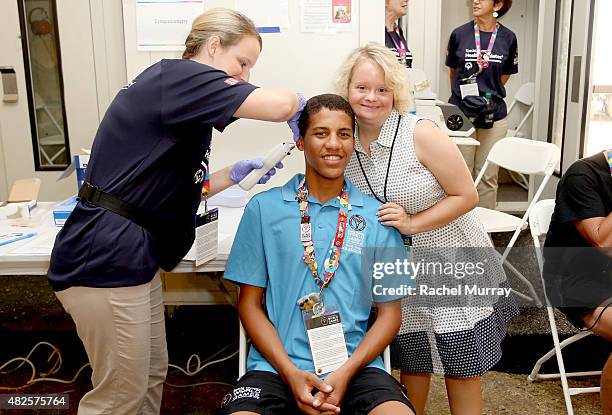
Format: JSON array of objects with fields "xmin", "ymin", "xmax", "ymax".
[
  {"xmin": 238, "ymin": 321, "xmax": 392, "ymax": 378},
  {"xmin": 507, "ymin": 82, "xmax": 535, "ymax": 138},
  {"xmin": 526, "ymin": 199, "xmax": 601, "ymax": 415},
  {"xmin": 473, "ymin": 137, "xmax": 560, "ymax": 305},
  {"xmin": 505, "ymin": 83, "xmax": 536, "ymax": 190}
]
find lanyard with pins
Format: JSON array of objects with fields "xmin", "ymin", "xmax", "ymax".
[
  {"xmin": 296, "ymin": 179, "xmax": 351, "ymax": 307},
  {"xmin": 474, "ymin": 21, "xmax": 499, "ymax": 71},
  {"xmin": 606, "ymin": 149, "xmax": 612, "ymax": 178},
  {"xmin": 386, "ymin": 24, "xmax": 406, "ymax": 57}
]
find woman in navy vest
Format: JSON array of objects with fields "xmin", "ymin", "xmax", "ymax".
[
  {"xmin": 48, "ymin": 8, "xmax": 304, "ymax": 415},
  {"xmin": 385, "ymin": 0, "xmax": 413, "ymax": 68},
  {"xmin": 446, "ymin": 0, "xmax": 518, "ymax": 209}
]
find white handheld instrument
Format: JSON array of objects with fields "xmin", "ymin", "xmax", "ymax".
[{"xmin": 238, "ymin": 142, "xmax": 295, "ymax": 190}]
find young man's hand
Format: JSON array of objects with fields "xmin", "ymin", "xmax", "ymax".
[
  {"xmin": 312, "ymin": 367, "xmax": 351, "ymax": 414},
  {"xmin": 285, "ymin": 368, "xmax": 340, "ymax": 414}
]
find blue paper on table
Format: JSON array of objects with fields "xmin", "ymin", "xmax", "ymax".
[{"xmin": 0, "ymin": 232, "xmax": 37, "ymax": 247}]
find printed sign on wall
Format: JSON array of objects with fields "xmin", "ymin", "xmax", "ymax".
[{"xmin": 136, "ymin": 0, "xmax": 204, "ymax": 51}]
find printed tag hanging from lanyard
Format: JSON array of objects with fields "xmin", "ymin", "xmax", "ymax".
[{"xmin": 295, "ymin": 179, "xmax": 349, "ymax": 375}]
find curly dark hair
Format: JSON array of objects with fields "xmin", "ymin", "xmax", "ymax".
[
  {"xmin": 297, "ymin": 94, "xmax": 355, "ymax": 138},
  {"xmin": 495, "ymin": 0, "xmax": 512, "ymax": 18}
]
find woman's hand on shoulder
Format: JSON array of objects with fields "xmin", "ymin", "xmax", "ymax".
[
  {"xmin": 378, "ymin": 202, "xmax": 412, "ymax": 235},
  {"xmin": 234, "ymin": 89, "xmax": 299, "ymax": 122},
  {"xmin": 413, "ymin": 119, "xmax": 478, "ymax": 208}
]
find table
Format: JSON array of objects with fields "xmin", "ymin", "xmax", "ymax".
[{"xmin": 0, "ymin": 203, "xmax": 244, "ymax": 306}]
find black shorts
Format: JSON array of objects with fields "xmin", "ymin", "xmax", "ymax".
[{"xmin": 219, "ymin": 368, "xmax": 415, "ymax": 415}]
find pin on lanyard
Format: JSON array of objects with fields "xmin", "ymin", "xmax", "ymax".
[
  {"xmin": 296, "ymin": 179, "xmax": 351, "ymax": 306},
  {"xmin": 474, "ymin": 21, "xmax": 499, "ymax": 70},
  {"xmin": 387, "ymin": 24, "xmax": 406, "ymax": 57},
  {"xmin": 606, "ymin": 149, "xmax": 612, "ymax": 178}
]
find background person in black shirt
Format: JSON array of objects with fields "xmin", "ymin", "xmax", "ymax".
[
  {"xmin": 544, "ymin": 150, "xmax": 612, "ymax": 414},
  {"xmin": 446, "ymin": 0, "xmax": 518, "ymax": 209},
  {"xmin": 385, "ymin": 0, "xmax": 413, "ymax": 68}
]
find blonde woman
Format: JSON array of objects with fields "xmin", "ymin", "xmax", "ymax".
[
  {"xmin": 336, "ymin": 43, "xmax": 518, "ymax": 415},
  {"xmin": 49, "ymin": 8, "xmax": 304, "ymax": 415}
]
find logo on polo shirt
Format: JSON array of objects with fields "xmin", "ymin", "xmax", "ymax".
[
  {"xmin": 349, "ymin": 215, "xmax": 366, "ymax": 232},
  {"xmin": 121, "ymin": 81, "xmax": 136, "ymax": 90},
  {"xmin": 345, "ymin": 214, "xmax": 367, "ymax": 255},
  {"xmin": 224, "ymin": 78, "xmax": 240, "ymax": 86},
  {"xmin": 194, "ymin": 160, "xmax": 206, "ymax": 184}
]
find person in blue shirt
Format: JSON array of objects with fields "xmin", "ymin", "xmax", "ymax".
[
  {"xmin": 48, "ymin": 8, "xmax": 306, "ymax": 415},
  {"xmin": 220, "ymin": 94, "xmax": 415, "ymax": 415},
  {"xmin": 446, "ymin": 0, "xmax": 518, "ymax": 209}
]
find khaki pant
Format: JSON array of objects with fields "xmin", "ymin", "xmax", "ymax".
[
  {"xmin": 56, "ymin": 273, "xmax": 167, "ymax": 415},
  {"xmin": 460, "ymin": 118, "xmax": 508, "ymax": 209}
]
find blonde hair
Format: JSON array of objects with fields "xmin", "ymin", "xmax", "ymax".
[
  {"xmin": 182, "ymin": 8, "xmax": 262, "ymax": 59},
  {"xmin": 335, "ymin": 42, "xmax": 412, "ymax": 115}
]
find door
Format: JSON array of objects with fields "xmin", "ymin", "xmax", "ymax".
[
  {"xmin": 584, "ymin": 0, "xmax": 612, "ymax": 157},
  {"xmin": 0, "ymin": 0, "xmax": 100, "ymax": 201},
  {"xmin": 551, "ymin": 0, "xmax": 608, "ymax": 175}
]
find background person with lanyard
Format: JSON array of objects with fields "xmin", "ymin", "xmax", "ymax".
[
  {"xmin": 47, "ymin": 8, "xmax": 306, "ymax": 415},
  {"xmin": 336, "ymin": 43, "xmax": 518, "ymax": 415},
  {"xmin": 446, "ymin": 0, "xmax": 517, "ymax": 209},
  {"xmin": 385, "ymin": 0, "xmax": 412, "ymax": 68}
]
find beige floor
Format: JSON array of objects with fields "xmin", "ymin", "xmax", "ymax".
[{"xmin": 392, "ymin": 371, "xmax": 602, "ymax": 415}]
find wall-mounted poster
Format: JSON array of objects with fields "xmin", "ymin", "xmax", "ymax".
[
  {"xmin": 136, "ymin": 0, "xmax": 204, "ymax": 51},
  {"xmin": 301, "ymin": 0, "xmax": 356, "ymax": 33},
  {"xmin": 332, "ymin": 0, "xmax": 351, "ymax": 24}
]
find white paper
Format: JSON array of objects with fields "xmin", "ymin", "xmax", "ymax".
[
  {"xmin": 136, "ymin": 0, "xmax": 204, "ymax": 51},
  {"xmin": 460, "ymin": 82, "xmax": 480, "ymax": 99},
  {"xmin": 301, "ymin": 0, "xmax": 355, "ymax": 33},
  {"xmin": 306, "ymin": 314, "xmax": 349, "ymax": 375},
  {"xmin": 195, "ymin": 220, "xmax": 218, "ymax": 267},
  {"xmin": 236, "ymin": 0, "xmax": 289, "ymax": 31}
]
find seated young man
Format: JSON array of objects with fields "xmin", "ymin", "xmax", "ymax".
[
  {"xmin": 544, "ymin": 149, "xmax": 611, "ymax": 414},
  {"xmin": 220, "ymin": 94, "xmax": 415, "ymax": 415}
]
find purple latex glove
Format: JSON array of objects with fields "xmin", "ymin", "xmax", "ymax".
[
  {"xmin": 287, "ymin": 93, "xmax": 307, "ymax": 142},
  {"xmin": 230, "ymin": 159, "xmax": 284, "ymax": 185}
]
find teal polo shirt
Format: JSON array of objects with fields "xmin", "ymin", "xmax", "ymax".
[{"xmin": 224, "ymin": 174, "xmax": 405, "ymax": 376}]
